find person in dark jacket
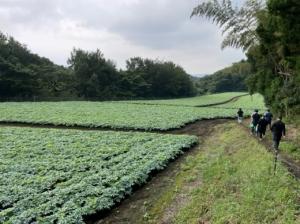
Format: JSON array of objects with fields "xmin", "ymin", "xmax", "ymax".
[
  {"xmin": 250, "ymin": 109, "xmax": 260, "ymax": 135},
  {"xmin": 271, "ymin": 117, "xmax": 286, "ymax": 151},
  {"xmin": 237, "ymin": 108, "xmax": 244, "ymax": 123},
  {"xmin": 264, "ymin": 109, "xmax": 273, "ymax": 129},
  {"xmin": 257, "ymin": 116, "xmax": 268, "ymax": 140}
]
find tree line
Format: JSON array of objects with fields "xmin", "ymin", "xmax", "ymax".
[
  {"xmin": 0, "ymin": 32, "xmax": 196, "ymax": 100},
  {"xmin": 192, "ymin": 0, "xmax": 300, "ymax": 116}
]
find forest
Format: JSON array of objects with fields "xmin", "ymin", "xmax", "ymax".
[{"xmin": 0, "ymin": 33, "xmax": 195, "ymax": 100}]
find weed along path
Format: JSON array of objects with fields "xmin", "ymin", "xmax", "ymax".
[{"xmin": 88, "ymin": 120, "xmax": 300, "ymax": 224}]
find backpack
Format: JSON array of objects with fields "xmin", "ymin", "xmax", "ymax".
[{"xmin": 264, "ymin": 112, "xmax": 272, "ymax": 122}]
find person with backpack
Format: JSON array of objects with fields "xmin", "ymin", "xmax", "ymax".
[
  {"xmin": 250, "ymin": 109, "xmax": 260, "ymax": 135},
  {"xmin": 271, "ymin": 116, "xmax": 286, "ymax": 151},
  {"xmin": 257, "ymin": 116, "xmax": 268, "ymax": 140},
  {"xmin": 237, "ymin": 108, "xmax": 244, "ymax": 124},
  {"xmin": 264, "ymin": 109, "xmax": 273, "ymax": 129}
]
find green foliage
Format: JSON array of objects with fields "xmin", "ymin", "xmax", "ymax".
[
  {"xmin": 0, "ymin": 127, "xmax": 197, "ymax": 223},
  {"xmin": 124, "ymin": 57, "xmax": 196, "ymax": 98},
  {"xmin": 193, "ymin": 0, "xmax": 300, "ymax": 115},
  {"xmin": 0, "ymin": 32, "xmax": 196, "ymax": 100},
  {"xmin": 246, "ymin": 0, "xmax": 300, "ymax": 115},
  {"xmin": 191, "ymin": 0, "xmax": 264, "ymax": 51},
  {"xmin": 0, "ymin": 33, "xmax": 74, "ymax": 98},
  {"xmin": 68, "ymin": 48, "xmax": 120, "ymax": 99},
  {"xmin": 194, "ymin": 60, "xmax": 252, "ymax": 94}
]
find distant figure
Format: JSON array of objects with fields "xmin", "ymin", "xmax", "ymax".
[
  {"xmin": 264, "ymin": 109, "xmax": 273, "ymax": 129},
  {"xmin": 237, "ymin": 108, "xmax": 244, "ymax": 123},
  {"xmin": 257, "ymin": 116, "xmax": 268, "ymax": 140},
  {"xmin": 251, "ymin": 109, "xmax": 260, "ymax": 135},
  {"xmin": 271, "ymin": 116, "xmax": 286, "ymax": 151}
]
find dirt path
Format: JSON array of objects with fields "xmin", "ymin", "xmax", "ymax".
[
  {"xmin": 240, "ymin": 119, "xmax": 300, "ymax": 178},
  {"xmin": 85, "ymin": 119, "xmax": 227, "ymax": 224},
  {"xmin": 85, "ymin": 118, "xmax": 300, "ymax": 224}
]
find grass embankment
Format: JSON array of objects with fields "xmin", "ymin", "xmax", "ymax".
[{"xmin": 146, "ymin": 122, "xmax": 300, "ymax": 223}]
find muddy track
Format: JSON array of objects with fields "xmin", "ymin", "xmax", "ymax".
[{"xmin": 84, "ymin": 119, "xmax": 227, "ymax": 224}]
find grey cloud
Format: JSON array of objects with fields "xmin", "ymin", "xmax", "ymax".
[{"xmin": 0, "ymin": 0, "xmax": 245, "ymax": 73}]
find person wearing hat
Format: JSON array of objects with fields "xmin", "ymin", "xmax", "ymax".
[{"xmin": 271, "ymin": 116, "xmax": 286, "ymax": 151}]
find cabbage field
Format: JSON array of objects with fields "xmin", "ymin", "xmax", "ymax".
[
  {"xmin": 0, "ymin": 102, "xmax": 240, "ymax": 130},
  {"xmin": 0, "ymin": 127, "xmax": 197, "ymax": 223},
  {"xmin": 0, "ymin": 93, "xmax": 266, "ymax": 132},
  {"xmin": 0, "ymin": 92, "xmax": 267, "ymax": 223}
]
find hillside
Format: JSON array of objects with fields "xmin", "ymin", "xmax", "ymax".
[{"xmin": 194, "ymin": 60, "xmax": 252, "ymax": 94}]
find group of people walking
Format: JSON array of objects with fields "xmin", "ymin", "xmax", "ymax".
[{"xmin": 237, "ymin": 108, "xmax": 286, "ymax": 151}]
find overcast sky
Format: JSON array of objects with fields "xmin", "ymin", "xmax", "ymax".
[{"xmin": 0, "ymin": 0, "xmax": 245, "ymax": 74}]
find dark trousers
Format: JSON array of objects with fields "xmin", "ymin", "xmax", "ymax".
[
  {"xmin": 258, "ymin": 128, "xmax": 266, "ymax": 139},
  {"xmin": 272, "ymin": 133, "xmax": 281, "ymax": 150}
]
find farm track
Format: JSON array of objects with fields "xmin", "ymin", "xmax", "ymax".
[
  {"xmin": 85, "ymin": 119, "xmax": 226, "ymax": 224},
  {"xmin": 86, "ymin": 119, "xmax": 300, "ymax": 224},
  {"xmin": 240, "ymin": 119, "xmax": 300, "ymax": 178}
]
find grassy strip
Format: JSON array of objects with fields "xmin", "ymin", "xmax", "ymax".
[
  {"xmin": 119, "ymin": 92, "xmax": 247, "ymax": 107},
  {"xmin": 174, "ymin": 123, "xmax": 300, "ymax": 224},
  {"xmin": 215, "ymin": 93, "xmax": 266, "ymax": 110},
  {"xmin": 143, "ymin": 153, "xmax": 203, "ymax": 223}
]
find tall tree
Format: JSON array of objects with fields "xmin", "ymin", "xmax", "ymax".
[{"xmin": 68, "ymin": 49, "xmax": 120, "ymax": 99}]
